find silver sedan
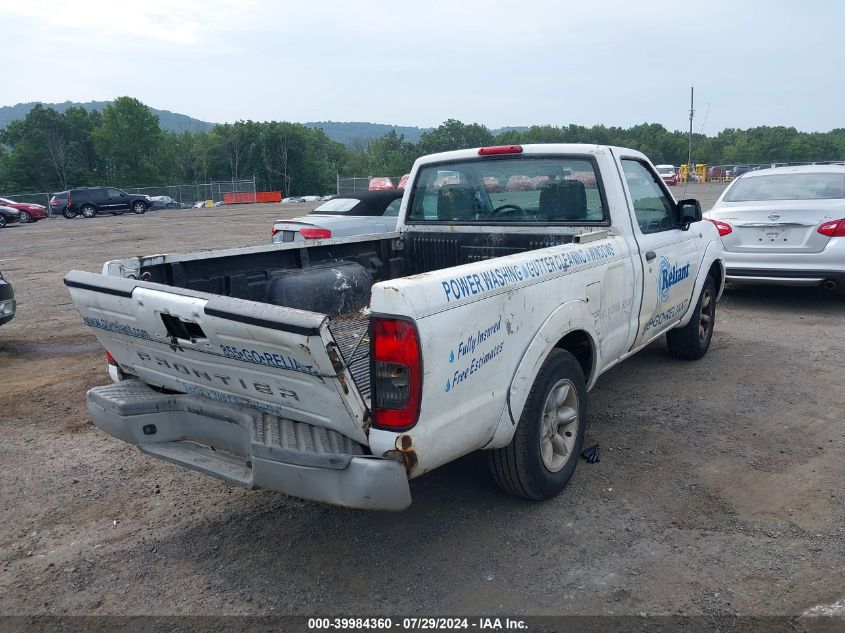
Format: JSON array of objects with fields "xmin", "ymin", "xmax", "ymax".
[{"xmin": 704, "ymin": 165, "xmax": 845, "ymax": 291}]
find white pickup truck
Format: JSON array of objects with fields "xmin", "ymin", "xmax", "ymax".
[{"xmin": 65, "ymin": 144, "xmax": 725, "ymax": 510}]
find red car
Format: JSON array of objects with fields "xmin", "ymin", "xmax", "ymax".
[
  {"xmin": 0, "ymin": 197, "xmax": 48, "ymax": 223},
  {"xmin": 655, "ymin": 165, "xmax": 679, "ymax": 186},
  {"xmin": 368, "ymin": 177, "xmax": 395, "ymax": 191}
]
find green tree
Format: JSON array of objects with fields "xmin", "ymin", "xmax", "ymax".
[
  {"xmin": 92, "ymin": 97, "xmax": 163, "ymax": 185},
  {"xmin": 417, "ymin": 119, "xmax": 494, "ymax": 154}
]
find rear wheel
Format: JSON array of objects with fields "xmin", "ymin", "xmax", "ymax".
[
  {"xmin": 63, "ymin": 208, "xmax": 77, "ymax": 219},
  {"xmin": 132, "ymin": 201, "xmax": 147, "ymax": 214},
  {"xmin": 81, "ymin": 204, "xmax": 97, "ymax": 219},
  {"xmin": 667, "ymin": 275, "xmax": 716, "ymax": 360},
  {"xmin": 0, "ymin": 216, "xmax": 6, "ymax": 228},
  {"xmin": 489, "ymin": 349, "xmax": 587, "ymax": 500},
  {"xmin": 19, "ymin": 211, "xmax": 31, "ymax": 223}
]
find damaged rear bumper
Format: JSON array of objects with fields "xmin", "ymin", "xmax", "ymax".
[{"xmin": 86, "ymin": 380, "xmax": 411, "ymax": 510}]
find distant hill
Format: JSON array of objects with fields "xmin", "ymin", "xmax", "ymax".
[
  {"xmin": 0, "ymin": 101, "xmax": 530, "ymax": 144},
  {"xmin": 0, "ymin": 101, "xmax": 215, "ymax": 133},
  {"xmin": 303, "ymin": 122, "xmax": 531, "ymax": 144},
  {"xmin": 304, "ymin": 121, "xmax": 429, "ymax": 144}
]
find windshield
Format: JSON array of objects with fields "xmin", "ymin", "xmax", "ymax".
[
  {"xmin": 724, "ymin": 173, "xmax": 845, "ymax": 202},
  {"xmin": 406, "ymin": 156, "xmax": 606, "ymax": 224},
  {"xmin": 312, "ymin": 198, "xmax": 359, "ymax": 214},
  {"xmin": 656, "ymin": 167, "xmax": 675, "ymax": 175}
]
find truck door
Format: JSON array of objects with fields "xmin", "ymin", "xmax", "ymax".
[{"xmin": 618, "ymin": 158, "xmax": 701, "ymax": 348}]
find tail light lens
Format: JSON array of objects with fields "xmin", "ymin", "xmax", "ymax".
[
  {"xmin": 817, "ymin": 218, "xmax": 845, "ymax": 237},
  {"xmin": 271, "ymin": 226, "xmax": 280, "ymax": 236},
  {"xmin": 478, "ymin": 145, "xmax": 523, "ymax": 156},
  {"xmin": 371, "ymin": 317, "xmax": 422, "ymax": 430},
  {"xmin": 67, "ymin": 196, "xmax": 72, "ymax": 206},
  {"xmin": 707, "ymin": 219, "xmax": 733, "ymax": 236},
  {"xmin": 106, "ymin": 351, "xmax": 117, "ymax": 366},
  {"xmin": 299, "ymin": 228, "xmax": 332, "ymax": 239}
]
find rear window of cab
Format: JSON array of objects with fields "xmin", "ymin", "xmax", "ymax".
[{"xmin": 406, "ymin": 156, "xmax": 607, "ymax": 224}]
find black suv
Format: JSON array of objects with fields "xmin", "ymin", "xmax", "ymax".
[{"xmin": 64, "ymin": 187, "xmax": 151, "ymax": 219}]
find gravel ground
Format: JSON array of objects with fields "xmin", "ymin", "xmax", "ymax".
[{"xmin": 0, "ymin": 186, "xmax": 843, "ymax": 617}]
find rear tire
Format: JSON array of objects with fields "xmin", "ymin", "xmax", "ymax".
[
  {"xmin": 667, "ymin": 275, "xmax": 716, "ymax": 360},
  {"xmin": 489, "ymin": 349, "xmax": 587, "ymax": 500},
  {"xmin": 63, "ymin": 208, "xmax": 77, "ymax": 219},
  {"xmin": 132, "ymin": 201, "xmax": 147, "ymax": 214},
  {"xmin": 19, "ymin": 211, "xmax": 31, "ymax": 223},
  {"xmin": 81, "ymin": 204, "xmax": 97, "ymax": 219},
  {"xmin": 0, "ymin": 216, "xmax": 6, "ymax": 228}
]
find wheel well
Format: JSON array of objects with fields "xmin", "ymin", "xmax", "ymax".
[
  {"xmin": 554, "ymin": 330, "xmax": 594, "ymax": 383},
  {"xmin": 708, "ymin": 260, "xmax": 724, "ymax": 297}
]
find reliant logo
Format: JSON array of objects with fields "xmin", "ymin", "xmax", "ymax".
[{"xmin": 658, "ymin": 257, "xmax": 690, "ymax": 302}]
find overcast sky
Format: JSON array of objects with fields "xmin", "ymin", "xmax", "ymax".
[{"xmin": 1, "ymin": 0, "xmax": 842, "ymax": 133}]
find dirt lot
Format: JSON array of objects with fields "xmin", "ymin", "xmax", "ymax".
[{"xmin": 0, "ymin": 186, "xmax": 843, "ymax": 617}]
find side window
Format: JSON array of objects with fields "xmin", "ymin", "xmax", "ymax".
[
  {"xmin": 621, "ymin": 160, "xmax": 677, "ymax": 234},
  {"xmin": 107, "ymin": 188, "xmax": 122, "ymax": 198},
  {"xmin": 384, "ymin": 199, "xmax": 402, "ymax": 217}
]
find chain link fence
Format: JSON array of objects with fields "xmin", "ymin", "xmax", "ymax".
[
  {"xmin": 0, "ymin": 179, "xmax": 257, "ymax": 218},
  {"xmin": 336, "ymin": 176, "xmax": 403, "ymax": 196},
  {"xmin": 126, "ymin": 179, "xmax": 257, "ymax": 206}
]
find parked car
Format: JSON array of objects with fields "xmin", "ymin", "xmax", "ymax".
[
  {"xmin": 368, "ymin": 177, "xmax": 395, "ymax": 191},
  {"xmin": 0, "ymin": 205, "xmax": 22, "ymax": 228},
  {"xmin": 0, "ymin": 269, "xmax": 14, "ymax": 327},
  {"xmin": 64, "ymin": 187, "xmax": 151, "ymax": 219},
  {"xmin": 272, "ymin": 190, "xmax": 403, "ymax": 243},
  {"xmin": 300, "ymin": 195, "xmax": 321, "ymax": 202},
  {"xmin": 282, "ymin": 196, "xmax": 305, "ymax": 204},
  {"xmin": 0, "ymin": 197, "xmax": 48, "ymax": 223},
  {"xmin": 705, "ymin": 165, "xmax": 845, "ymax": 290},
  {"xmin": 730, "ymin": 165, "xmax": 752, "ymax": 178},
  {"xmin": 50, "ymin": 191, "xmax": 69, "ymax": 216},
  {"xmin": 655, "ymin": 165, "xmax": 679, "ymax": 186},
  {"xmin": 707, "ymin": 166, "xmax": 728, "ymax": 180},
  {"xmin": 149, "ymin": 196, "xmax": 182, "ymax": 210}
]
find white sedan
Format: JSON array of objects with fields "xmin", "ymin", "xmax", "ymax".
[
  {"xmin": 272, "ymin": 190, "xmax": 403, "ymax": 243},
  {"xmin": 705, "ymin": 165, "xmax": 845, "ymax": 291}
]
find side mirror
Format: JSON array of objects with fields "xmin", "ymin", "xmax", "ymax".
[{"xmin": 677, "ymin": 198, "xmax": 702, "ymax": 228}]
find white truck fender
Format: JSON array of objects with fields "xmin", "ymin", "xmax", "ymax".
[
  {"xmin": 483, "ymin": 298, "xmax": 600, "ymax": 450},
  {"xmin": 678, "ymin": 240, "xmax": 726, "ymax": 327}
]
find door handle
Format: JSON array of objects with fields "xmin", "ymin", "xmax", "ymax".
[{"xmin": 645, "ymin": 250, "xmax": 656, "ymax": 262}]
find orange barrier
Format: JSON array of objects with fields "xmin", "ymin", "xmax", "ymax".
[
  {"xmin": 222, "ymin": 192, "xmax": 256, "ymax": 204},
  {"xmin": 256, "ymin": 191, "xmax": 282, "ymax": 203},
  {"xmin": 221, "ymin": 191, "xmax": 282, "ymax": 204}
]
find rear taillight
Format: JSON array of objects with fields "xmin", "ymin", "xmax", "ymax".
[
  {"xmin": 707, "ymin": 219, "xmax": 733, "ymax": 237},
  {"xmin": 371, "ymin": 317, "xmax": 422, "ymax": 430},
  {"xmin": 271, "ymin": 226, "xmax": 280, "ymax": 236},
  {"xmin": 817, "ymin": 218, "xmax": 845, "ymax": 237},
  {"xmin": 106, "ymin": 351, "xmax": 117, "ymax": 366},
  {"xmin": 67, "ymin": 196, "xmax": 72, "ymax": 206},
  {"xmin": 299, "ymin": 228, "xmax": 332, "ymax": 239}
]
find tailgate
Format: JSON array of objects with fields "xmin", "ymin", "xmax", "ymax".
[{"xmin": 64, "ymin": 270, "xmax": 370, "ymax": 444}]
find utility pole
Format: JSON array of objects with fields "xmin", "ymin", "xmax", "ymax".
[{"xmin": 688, "ymin": 86, "xmax": 694, "ymax": 170}]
